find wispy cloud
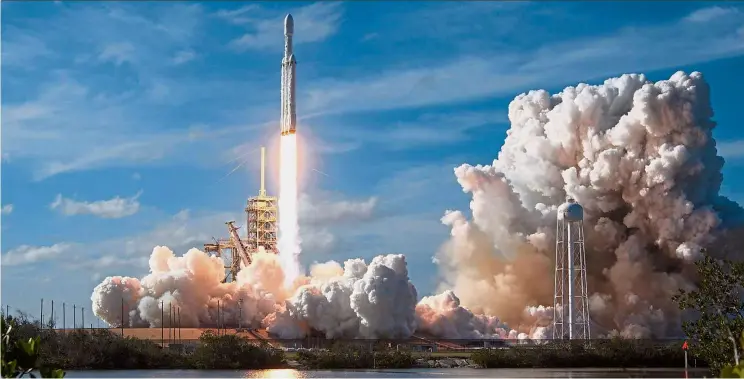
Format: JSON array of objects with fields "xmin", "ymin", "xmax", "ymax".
[
  {"xmin": 718, "ymin": 140, "xmax": 744, "ymax": 160},
  {"xmin": 221, "ymin": 2, "xmax": 344, "ymax": 51},
  {"xmin": 1, "ymin": 3, "xmax": 266, "ymax": 180},
  {"xmin": 298, "ymin": 192, "xmax": 379, "ymax": 255},
  {"xmin": 684, "ymin": 6, "xmax": 740, "ymax": 23},
  {"xmin": 97, "ymin": 42, "xmax": 137, "ymax": 66},
  {"xmin": 300, "ymin": 193, "xmax": 377, "ymax": 224},
  {"xmin": 1, "ymin": 205, "xmax": 14, "ymax": 215},
  {"xmin": 50, "ymin": 191, "xmax": 143, "ymax": 219},
  {"xmin": 300, "ymin": 6, "xmax": 744, "ymax": 115},
  {"xmin": 171, "ymin": 49, "xmax": 196, "ymax": 65},
  {"xmin": 1, "ymin": 243, "xmax": 72, "ymax": 266}
]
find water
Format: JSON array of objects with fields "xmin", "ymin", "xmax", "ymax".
[{"xmin": 64, "ymin": 368, "xmax": 706, "ymax": 378}]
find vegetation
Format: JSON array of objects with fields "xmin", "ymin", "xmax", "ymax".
[
  {"xmin": 1, "ymin": 316, "xmax": 65, "ymax": 378},
  {"xmin": 0, "ymin": 313, "xmax": 286, "ymax": 371},
  {"xmin": 295, "ymin": 345, "xmax": 416, "ymax": 369},
  {"xmin": 469, "ymin": 339, "xmax": 685, "ymax": 369},
  {"xmin": 672, "ymin": 250, "xmax": 744, "ymax": 373},
  {"xmin": 190, "ymin": 331, "xmax": 285, "ymax": 369}
]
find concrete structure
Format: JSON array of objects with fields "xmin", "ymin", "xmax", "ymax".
[{"xmin": 552, "ymin": 197, "xmax": 591, "ymax": 340}]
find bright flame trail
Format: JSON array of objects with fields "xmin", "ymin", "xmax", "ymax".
[{"xmin": 278, "ymin": 133, "xmax": 300, "ymax": 287}]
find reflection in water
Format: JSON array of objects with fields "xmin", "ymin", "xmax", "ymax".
[{"xmin": 245, "ymin": 369, "xmax": 305, "ymax": 379}]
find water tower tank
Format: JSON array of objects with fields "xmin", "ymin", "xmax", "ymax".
[{"xmin": 562, "ymin": 198, "xmax": 584, "ymax": 222}]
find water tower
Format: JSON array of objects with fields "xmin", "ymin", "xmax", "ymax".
[{"xmin": 552, "ymin": 197, "xmax": 591, "ymax": 340}]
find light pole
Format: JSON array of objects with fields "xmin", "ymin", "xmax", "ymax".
[{"xmin": 238, "ymin": 298, "xmax": 243, "ymax": 329}]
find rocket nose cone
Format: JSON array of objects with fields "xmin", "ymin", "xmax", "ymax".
[{"xmin": 284, "ymin": 14, "xmax": 294, "ymax": 35}]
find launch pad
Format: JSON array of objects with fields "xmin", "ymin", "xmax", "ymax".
[
  {"xmin": 205, "ymin": 14, "xmax": 297, "ymax": 283},
  {"xmin": 204, "ymin": 147, "xmax": 278, "ymax": 283}
]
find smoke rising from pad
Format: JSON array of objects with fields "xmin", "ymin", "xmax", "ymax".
[
  {"xmin": 92, "ymin": 71, "xmax": 739, "ymax": 341},
  {"xmin": 435, "ymin": 71, "xmax": 742, "ymax": 338},
  {"xmin": 92, "ymin": 246, "xmax": 520, "ymax": 339}
]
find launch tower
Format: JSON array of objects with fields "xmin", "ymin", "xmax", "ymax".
[
  {"xmin": 552, "ymin": 197, "xmax": 591, "ymax": 340},
  {"xmin": 245, "ymin": 146, "xmax": 278, "ymax": 253},
  {"xmin": 204, "ymin": 147, "xmax": 278, "ymax": 283}
]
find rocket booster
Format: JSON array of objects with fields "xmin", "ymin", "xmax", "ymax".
[{"xmin": 280, "ymin": 14, "xmax": 297, "ymax": 136}]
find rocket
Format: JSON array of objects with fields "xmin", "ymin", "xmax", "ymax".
[{"xmin": 280, "ymin": 14, "xmax": 297, "ymax": 136}]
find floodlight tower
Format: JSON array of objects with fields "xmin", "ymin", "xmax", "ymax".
[{"xmin": 552, "ymin": 197, "xmax": 591, "ymax": 340}]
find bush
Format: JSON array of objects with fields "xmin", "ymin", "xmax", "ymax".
[
  {"xmin": 295, "ymin": 346, "xmax": 416, "ymax": 369},
  {"xmin": 1, "ymin": 315, "xmax": 65, "ymax": 378},
  {"xmin": 470, "ymin": 340, "xmax": 687, "ymax": 369},
  {"xmin": 0, "ymin": 315, "xmax": 285, "ymax": 371},
  {"xmin": 191, "ymin": 331, "xmax": 285, "ymax": 369}
]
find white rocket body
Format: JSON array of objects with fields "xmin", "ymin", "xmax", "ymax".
[{"xmin": 280, "ymin": 14, "xmax": 297, "ymax": 136}]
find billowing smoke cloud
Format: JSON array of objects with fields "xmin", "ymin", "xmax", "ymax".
[
  {"xmin": 435, "ymin": 71, "xmax": 743, "ymax": 338},
  {"xmin": 93, "ymin": 71, "xmax": 739, "ymax": 341},
  {"xmin": 92, "ymin": 246, "xmax": 526, "ymax": 339}
]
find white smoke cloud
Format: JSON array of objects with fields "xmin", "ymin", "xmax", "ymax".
[
  {"xmin": 91, "ymin": 246, "xmax": 536, "ymax": 340},
  {"xmin": 434, "ymin": 71, "xmax": 742, "ymax": 338},
  {"xmin": 92, "ymin": 71, "xmax": 739, "ymax": 342}
]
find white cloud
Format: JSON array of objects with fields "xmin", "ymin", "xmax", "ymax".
[
  {"xmin": 223, "ymin": 2, "xmax": 344, "ymax": 51},
  {"xmin": 1, "ymin": 243, "xmax": 72, "ymax": 266},
  {"xmin": 718, "ymin": 140, "xmax": 744, "ymax": 159},
  {"xmin": 331, "ymin": 110, "xmax": 505, "ymax": 151},
  {"xmin": 115, "ymin": 209, "xmax": 240, "ymax": 257},
  {"xmin": 50, "ymin": 191, "xmax": 143, "ymax": 219},
  {"xmin": 2, "ymin": 205, "xmax": 14, "ymax": 215},
  {"xmin": 98, "ymin": 42, "xmax": 137, "ymax": 66},
  {"xmin": 684, "ymin": 6, "xmax": 739, "ymax": 23},
  {"xmin": 297, "ymin": 193, "xmax": 378, "ymax": 255},
  {"xmin": 300, "ymin": 6, "xmax": 744, "ymax": 116},
  {"xmin": 171, "ymin": 49, "xmax": 196, "ymax": 65},
  {"xmin": 0, "ymin": 28, "xmax": 54, "ymax": 68},
  {"xmin": 299, "ymin": 193, "xmax": 377, "ymax": 224}
]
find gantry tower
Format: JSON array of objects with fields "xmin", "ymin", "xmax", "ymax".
[
  {"xmin": 245, "ymin": 146, "xmax": 278, "ymax": 253},
  {"xmin": 204, "ymin": 146, "xmax": 278, "ymax": 283},
  {"xmin": 552, "ymin": 197, "xmax": 591, "ymax": 340}
]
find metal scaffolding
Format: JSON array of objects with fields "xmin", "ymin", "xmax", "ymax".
[
  {"xmin": 245, "ymin": 147, "xmax": 278, "ymax": 254},
  {"xmin": 204, "ymin": 146, "xmax": 278, "ymax": 283}
]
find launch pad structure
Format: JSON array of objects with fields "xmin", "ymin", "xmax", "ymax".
[
  {"xmin": 204, "ymin": 147, "xmax": 278, "ymax": 283},
  {"xmin": 204, "ymin": 14, "xmax": 297, "ymax": 283}
]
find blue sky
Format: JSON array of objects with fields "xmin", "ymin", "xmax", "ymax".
[{"xmin": 2, "ymin": 1, "xmax": 744, "ymax": 325}]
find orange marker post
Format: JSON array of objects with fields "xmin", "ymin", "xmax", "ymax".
[{"xmin": 682, "ymin": 340, "xmax": 689, "ymax": 378}]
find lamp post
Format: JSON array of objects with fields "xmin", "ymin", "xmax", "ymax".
[{"xmin": 238, "ymin": 298, "xmax": 243, "ymax": 329}]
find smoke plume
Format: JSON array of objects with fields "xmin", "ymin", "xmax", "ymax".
[
  {"xmin": 92, "ymin": 71, "xmax": 740, "ymax": 341},
  {"xmin": 435, "ymin": 71, "xmax": 742, "ymax": 338}
]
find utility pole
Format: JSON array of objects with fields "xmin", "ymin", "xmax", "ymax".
[
  {"xmin": 238, "ymin": 298, "xmax": 243, "ymax": 329},
  {"xmin": 51, "ymin": 300, "xmax": 54, "ymax": 329},
  {"xmin": 81, "ymin": 307, "xmax": 85, "ymax": 331},
  {"xmin": 40, "ymin": 298, "xmax": 44, "ymax": 330},
  {"xmin": 161, "ymin": 301, "xmax": 164, "ymax": 346},
  {"xmin": 120, "ymin": 297, "xmax": 124, "ymax": 336},
  {"xmin": 169, "ymin": 303, "xmax": 173, "ymax": 345},
  {"xmin": 73, "ymin": 305, "xmax": 76, "ymax": 329},
  {"xmin": 63, "ymin": 303, "xmax": 66, "ymax": 330},
  {"xmin": 217, "ymin": 300, "xmax": 221, "ymax": 336}
]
